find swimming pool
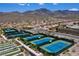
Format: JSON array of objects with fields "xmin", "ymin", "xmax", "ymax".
[
  {"xmin": 40, "ymin": 40, "xmax": 72, "ymax": 55},
  {"xmin": 30, "ymin": 37, "xmax": 55, "ymax": 46}
]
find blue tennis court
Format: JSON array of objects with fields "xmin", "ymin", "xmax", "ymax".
[
  {"xmin": 22, "ymin": 35, "xmax": 44, "ymax": 41},
  {"xmin": 8, "ymin": 33, "xmax": 26, "ymax": 37},
  {"xmin": 5, "ymin": 31, "xmax": 28, "ymax": 39},
  {"xmin": 3, "ymin": 28, "xmax": 17, "ymax": 33},
  {"xmin": 40, "ymin": 40, "xmax": 72, "ymax": 55},
  {"xmin": 30, "ymin": 37, "xmax": 55, "ymax": 46}
]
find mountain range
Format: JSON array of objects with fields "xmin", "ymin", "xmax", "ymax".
[{"xmin": 0, "ymin": 8, "xmax": 79, "ymax": 23}]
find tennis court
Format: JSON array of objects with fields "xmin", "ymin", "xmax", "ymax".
[
  {"xmin": 3, "ymin": 28, "xmax": 17, "ymax": 33},
  {"xmin": 30, "ymin": 37, "xmax": 55, "ymax": 46},
  {"xmin": 2, "ymin": 28, "xmax": 32, "ymax": 39},
  {"xmin": 22, "ymin": 35, "xmax": 44, "ymax": 41},
  {"xmin": 40, "ymin": 40, "xmax": 72, "ymax": 55}
]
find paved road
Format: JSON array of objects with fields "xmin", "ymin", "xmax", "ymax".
[
  {"xmin": 15, "ymin": 39, "xmax": 43, "ymax": 56},
  {"xmin": 50, "ymin": 32, "xmax": 79, "ymax": 40}
]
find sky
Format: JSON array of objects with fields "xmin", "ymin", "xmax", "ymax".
[{"xmin": 0, "ymin": 3, "xmax": 79, "ymax": 12}]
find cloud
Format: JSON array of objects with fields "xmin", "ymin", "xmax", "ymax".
[
  {"xmin": 69, "ymin": 8, "xmax": 79, "ymax": 11},
  {"xmin": 39, "ymin": 3, "xmax": 44, "ymax": 5},
  {"xmin": 18, "ymin": 3, "xmax": 26, "ymax": 6},
  {"xmin": 27, "ymin": 4, "xmax": 30, "ymax": 6},
  {"xmin": 53, "ymin": 3, "xmax": 58, "ymax": 5},
  {"xmin": 18, "ymin": 3, "xmax": 30, "ymax": 6}
]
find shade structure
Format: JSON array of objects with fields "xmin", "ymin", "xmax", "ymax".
[{"xmin": 0, "ymin": 42, "xmax": 22, "ymax": 56}]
